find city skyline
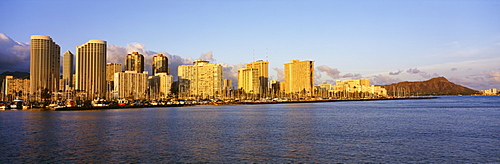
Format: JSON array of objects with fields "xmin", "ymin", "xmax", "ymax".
[{"xmin": 0, "ymin": 1, "xmax": 499, "ymax": 90}]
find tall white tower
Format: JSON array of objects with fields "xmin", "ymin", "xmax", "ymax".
[{"xmin": 76, "ymin": 40, "xmax": 107, "ymax": 100}]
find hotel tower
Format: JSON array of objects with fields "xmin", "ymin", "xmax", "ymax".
[
  {"xmin": 284, "ymin": 60, "xmax": 314, "ymax": 96},
  {"xmin": 76, "ymin": 40, "xmax": 107, "ymax": 100},
  {"xmin": 30, "ymin": 35, "xmax": 60, "ymax": 101},
  {"xmin": 178, "ymin": 60, "xmax": 223, "ymax": 98},
  {"xmin": 238, "ymin": 60, "xmax": 269, "ymax": 97}
]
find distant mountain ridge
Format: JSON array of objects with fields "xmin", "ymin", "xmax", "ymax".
[
  {"xmin": 381, "ymin": 77, "xmax": 478, "ymax": 96},
  {"xmin": 0, "ymin": 71, "xmax": 30, "ymax": 80}
]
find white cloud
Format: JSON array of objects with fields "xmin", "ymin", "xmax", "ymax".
[
  {"xmin": 484, "ymin": 71, "xmax": 500, "ymax": 84},
  {"xmin": 389, "ymin": 70, "xmax": 403, "ymax": 75},
  {"xmin": 273, "ymin": 68, "xmax": 284, "ymax": 81},
  {"xmin": 316, "ymin": 65, "xmax": 361, "ymax": 80},
  {"xmin": 0, "ymin": 33, "xmax": 30, "ymax": 73},
  {"xmin": 370, "ymin": 74, "xmax": 402, "ymax": 85}
]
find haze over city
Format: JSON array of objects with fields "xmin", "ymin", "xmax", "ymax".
[{"xmin": 1, "ymin": 0, "xmax": 499, "ymax": 90}]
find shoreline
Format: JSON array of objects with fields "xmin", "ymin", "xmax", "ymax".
[
  {"xmin": 1, "ymin": 96, "xmax": 441, "ymax": 111},
  {"xmin": 47, "ymin": 96, "xmax": 439, "ymax": 111}
]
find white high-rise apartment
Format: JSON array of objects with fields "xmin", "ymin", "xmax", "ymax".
[
  {"xmin": 76, "ymin": 40, "xmax": 107, "ymax": 100},
  {"xmin": 178, "ymin": 60, "xmax": 223, "ymax": 99},
  {"xmin": 114, "ymin": 71, "xmax": 148, "ymax": 100},
  {"xmin": 30, "ymin": 35, "xmax": 60, "ymax": 101}
]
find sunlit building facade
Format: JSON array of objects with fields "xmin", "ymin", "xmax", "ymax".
[
  {"xmin": 240, "ymin": 60, "xmax": 269, "ymax": 96},
  {"xmin": 178, "ymin": 60, "xmax": 223, "ymax": 99},
  {"xmin": 480, "ymin": 88, "xmax": 498, "ymax": 95},
  {"xmin": 62, "ymin": 50, "xmax": 74, "ymax": 91},
  {"xmin": 114, "ymin": 71, "xmax": 148, "ymax": 100},
  {"xmin": 76, "ymin": 40, "xmax": 107, "ymax": 100},
  {"xmin": 3, "ymin": 76, "xmax": 30, "ymax": 101},
  {"xmin": 106, "ymin": 63, "xmax": 122, "ymax": 82},
  {"xmin": 152, "ymin": 54, "xmax": 169, "ymax": 75},
  {"xmin": 238, "ymin": 68, "xmax": 259, "ymax": 94},
  {"xmin": 284, "ymin": 60, "xmax": 314, "ymax": 96},
  {"xmin": 106, "ymin": 63, "xmax": 122, "ymax": 99},
  {"xmin": 149, "ymin": 73, "xmax": 173, "ymax": 100},
  {"xmin": 30, "ymin": 35, "xmax": 60, "ymax": 101},
  {"xmin": 125, "ymin": 52, "xmax": 144, "ymax": 73},
  {"xmin": 333, "ymin": 79, "xmax": 387, "ymax": 97}
]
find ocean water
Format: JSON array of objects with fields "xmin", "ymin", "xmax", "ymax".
[{"xmin": 0, "ymin": 96, "xmax": 499, "ymax": 163}]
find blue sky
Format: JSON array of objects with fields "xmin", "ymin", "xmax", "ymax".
[{"xmin": 1, "ymin": 0, "xmax": 499, "ymax": 90}]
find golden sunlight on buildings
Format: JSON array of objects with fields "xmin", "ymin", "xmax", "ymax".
[
  {"xmin": 178, "ymin": 60, "xmax": 223, "ymax": 99},
  {"xmin": 284, "ymin": 60, "xmax": 314, "ymax": 96}
]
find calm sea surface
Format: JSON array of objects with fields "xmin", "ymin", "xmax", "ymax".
[{"xmin": 1, "ymin": 96, "xmax": 499, "ymax": 163}]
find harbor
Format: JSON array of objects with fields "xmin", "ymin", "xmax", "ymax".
[{"xmin": 1, "ymin": 96, "xmax": 439, "ymax": 111}]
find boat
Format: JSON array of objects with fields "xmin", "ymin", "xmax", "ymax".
[
  {"xmin": 117, "ymin": 99, "xmax": 128, "ymax": 106},
  {"xmin": 12, "ymin": 99, "xmax": 27, "ymax": 110},
  {"xmin": 0, "ymin": 101, "xmax": 11, "ymax": 110},
  {"xmin": 92, "ymin": 98, "xmax": 109, "ymax": 107}
]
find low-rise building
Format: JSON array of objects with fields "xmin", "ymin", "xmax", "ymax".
[
  {"xmin": 480, "ymin": 88, "xmax": 498, "ymax": 95},
  {"xmin": 3, "ymin": 76, "xmax": 30, "ymax": 101}
]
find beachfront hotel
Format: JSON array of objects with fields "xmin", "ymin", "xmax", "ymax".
[
  {"xmin": 178, "ymin": 59, "xmax": 223, "ymax": 99},
  {"xmin": 237, "ymin": 60, "xmax": 269, "ymax": 98},
  {"xmin": 30, "ymin": 35, "xmax": 60, "ymax": 101},
  {"xmin": 283, "ymin": 60, "xmax": 314, "ymax": 96},
  {"xmin": 76, "ymin": 40, "xmax": 107, "ymax": 100}
]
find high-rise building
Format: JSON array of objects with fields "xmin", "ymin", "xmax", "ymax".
[
  {"xmin": 152, "ymin": 54, "xmax": 169, "ymax": 75},
  {"xmin": 63, "ymin": 50, "xmax": 74, "ymax": 91},
  {"xmin": 238, "ymin": 68, "xmax": 258, "ymax": 93},
  {"xmin": 222, "ymin": 79, "xmax": 233, "ymax": 98},
  {"xmin": 76, "ymin": 40, "xmax": 107, "ymax": 100},
  {"xmin": 30, "ymin": 35, "xmax": 60, "ymax": 101},
  {"xmin": 149, "ymin": 73, "xmax": 173, "ymax": 100},
  {"xmin": 106, "ymin": 63, "xmax": 122, "ymax": 82},
  {"xmin": 114, "ymin": 71, "xmax": 148, "ymax": 100},
  {"xmin": 284, "ymin": 60, "xmax": 314, "ymax": 96},
  {"xmin": 106, "ymin": 63, "xmax": 122, "ymax": 99},
  {"xmin": 125, "ymin": 52, "xmax": 144, "ymax": 73},
  {"xmin": 178, "ymin": 59, "xmax": 223, "ymax": 99},
  {"xmin": 238, "ymin": 60, "xmax": 269, "ymax": 96}
]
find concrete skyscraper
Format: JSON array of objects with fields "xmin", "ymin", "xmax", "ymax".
[
  {"xmin": 30, "ymin": 35, "xmax": 60, "ymax": 101},
  {"xmin": 125, "ymin": 52, "xmax": 144, "ymax": 73},
  {"xmin": 152, "ymin": 54, "xmax": 169, "ymax": 75},
  {"xmin": 62, "ymin": 50, "xmax": 74, "ymax": 91},
  {"xmin": 284, "ymin": 60, "xmax": 314, "ymax": 96},
  {"xmin": 76, "ymin": 40, "xmax": 107, "ymax": 100}
]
